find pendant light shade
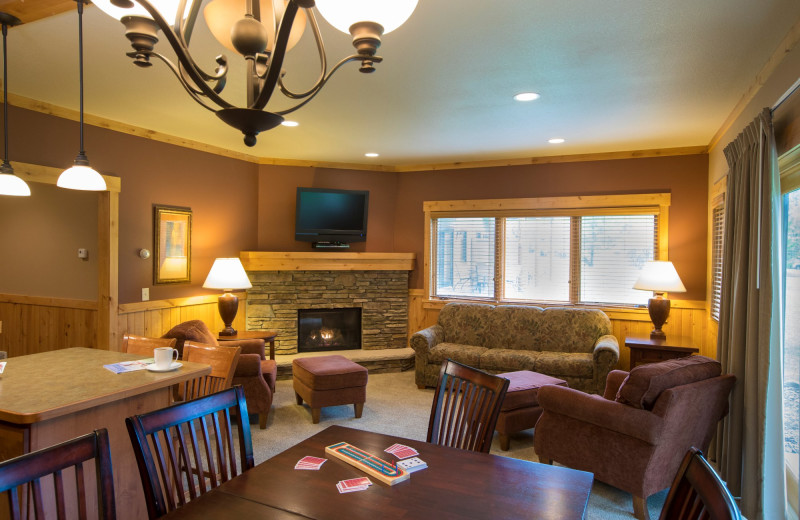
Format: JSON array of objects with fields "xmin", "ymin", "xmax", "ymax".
[
  {"xmin": 0, "ymin": 12, "xmax": 30, "ymax": 197},
  {"xmin": 58, "ymin": 1, "xmax": 106, "ymax": 192},
  {"xmin": 315, "ymin": 0, "xmax": 418, "ymax": 35}
]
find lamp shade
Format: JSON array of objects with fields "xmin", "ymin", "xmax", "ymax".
[
  {"xmin": 633, "ymin": 261, "xmax": 686, "ymax": 293},
  {"xmin": 92, "ymin": 0, "xmax": 190, "ymax": 22},
  {"xmin": 57, "ymin": 164, "xmax": 107, "ymax": 191},
  {"xmin": 203, "ymin": 258, "xmax": 252, "ymax": 290},
  {"xmin": 0, "ymin": 171, "xmax": 30, "ymax": 196},
  {"xmin": 315, "ymin": 0, "xmax": 418, "ymax": 35}
]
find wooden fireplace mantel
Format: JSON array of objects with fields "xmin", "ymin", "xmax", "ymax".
[{"xmin": 240, "ymin": 252, "xmax": 416, "ymax": 272}]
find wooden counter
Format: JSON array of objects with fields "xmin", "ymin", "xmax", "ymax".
[{"xmin": 0, "ymin": 347, "xmax": 211, "ymax": 520}]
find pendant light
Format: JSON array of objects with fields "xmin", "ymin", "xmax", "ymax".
[
  {"xmin": 0, "ymin": 12, "xmax": 30, "ymax": 197},
  {"xmin": 57, "ymin": 0, "xmax": 106, "ymax": 192}
]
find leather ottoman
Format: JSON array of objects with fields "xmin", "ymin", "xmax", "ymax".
[
  {"xmin": 293, "ymin": 355, "xmax": 368, "ymax": 424},
  {"xmin": 495, "ymin": 371, "xmax": 567, "ymax": 450}
]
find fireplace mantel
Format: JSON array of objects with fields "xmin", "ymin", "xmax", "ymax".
[{"xmin": 240, "ymin": 252, "xmax": 415, "ymax": 272}]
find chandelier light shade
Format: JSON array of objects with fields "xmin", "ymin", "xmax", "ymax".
[
  {"xmin": 94, "ymin": 0, "xmax": 417, "ymax": 147},
  {"xmin": 633, "ymin": 261, "xmax": 687, "ymax": 340},
  {"xmin": 203, "ymin": 257, "xmax": 253, "ymax": 336},
  {"xmin": 57, "ymin": 1, "xmax": 106, "ymax": 192},
  {"xmin": 0, "ymin": 12, "xmax": 30, "ymax": 197}
]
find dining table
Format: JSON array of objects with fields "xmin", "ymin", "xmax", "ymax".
[{"xmin": 163, "ymin": 424, "xmax": 594, "ymax": 519}]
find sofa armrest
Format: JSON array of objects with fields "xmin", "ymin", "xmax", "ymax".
[
  {"xmin": 220, "ymin": 339, "xmax": 266, "ymax": 359},
  {"xmin": 537, "ymin": 385, "xmax": 663, "ymax": 445},
  {"xmin": 410, "ymin": 324, "xmax": 444, "ymax": 357},
  {"xmin": 234, "ymin": 353, "xmax": 263, "ymax": 377},
  {"xmin": 591, "ymin": 334, "xmax": 620, "ymax": 394},
  {"xmin": 603, "ymin": 369, "xmax": 630, "ymax": 400}
]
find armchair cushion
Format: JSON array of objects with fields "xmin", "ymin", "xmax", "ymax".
[
  {"xmin": 162, "ymin": 319, "xmax": 218, "ymax": 356},
  {"xmin": 615, "ymin": 355, "xmax": 721, "ymax": 410}
]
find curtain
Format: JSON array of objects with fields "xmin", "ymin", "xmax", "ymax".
[{"xmin": 715, "ymin": 107, "xmax": 786, "ymax": 519}]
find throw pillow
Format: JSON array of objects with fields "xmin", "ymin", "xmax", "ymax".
[{"xmin": 616, "ymin": 355, "xmax": 721, "ymax": 410}]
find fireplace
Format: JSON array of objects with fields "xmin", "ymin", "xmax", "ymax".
[{"xmin": 297, "ymin": 308, "xmax": 362, "ymax": 353}]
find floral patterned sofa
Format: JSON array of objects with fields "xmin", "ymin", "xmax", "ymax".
[{"xmin": 410, "ymin": 303, "xmax": 620, "ymax": 394}]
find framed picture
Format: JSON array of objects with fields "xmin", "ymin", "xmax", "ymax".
[{"xmin": 154, "ymin": 205, "xmax": 192, "ymax": 285}]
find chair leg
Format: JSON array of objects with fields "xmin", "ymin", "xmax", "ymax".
[
  {"xmin": 295, "ymin": 392, "xmax": 303, "ymax": 405},
  {"xmin": 632, "ymin": 495, "xmax": 650, "ymax": 520},
  {"xmin": 499, "ymin": 434, "xmax": 510, "ymax": 451},
  {"xmin": 417, "ymin": 384, "xmax": 426, "ymax": 389},
  {"xmin": 311, "ymin": 408, "xmax": 321, "ymax": 424},
  {"xmin": 259, "ymin": 413, "xmax": 267, "ymax": 429},
  {"xmin": 354, "ymin": 403, "xmax": 363, "ymax": 418},
  {"xmin": 539, "ymin": 457, "xmax": 553, "ymax": 465}
]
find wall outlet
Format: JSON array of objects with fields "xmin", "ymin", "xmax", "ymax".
[
  {"xmin": 78, "ymin": 248, "xmax": 89, "ymax": 260},
  {"xmin": 142, "ymin": 288, "xmax": 150, "ymax": 301}
]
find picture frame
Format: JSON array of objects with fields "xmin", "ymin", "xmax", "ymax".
[{"xmin": 154, "ymin": 205, "xmax": 192, "ymax": 285}]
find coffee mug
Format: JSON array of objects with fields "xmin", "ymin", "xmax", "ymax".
[{"xmin": 153, "ymin": 347, "xmax": 179, "ymax": 369}]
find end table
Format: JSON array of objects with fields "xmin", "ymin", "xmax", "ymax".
[
  {"xmin": 218, "ymin": 330, "xmax": 277, "ymax": 360},
  {"xmin": 624, "ymin": 335, "xmax": 699, "ymax": 371}
]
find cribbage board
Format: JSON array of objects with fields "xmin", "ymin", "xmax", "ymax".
[{"xmin": 325, "ymin": 442, "xmax": 410, "ymax": 486}]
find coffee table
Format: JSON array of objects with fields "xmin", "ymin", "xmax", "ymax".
[{"xmin": 162, "ymin": 424, "xmax": 593, "ymax": 519}]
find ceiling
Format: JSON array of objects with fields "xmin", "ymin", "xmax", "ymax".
[{"xmin": 3, "ymin": 0, "xmax": 800, "ymax": 167}]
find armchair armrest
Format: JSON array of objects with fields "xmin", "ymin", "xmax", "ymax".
[
  {"xmin": 233, "ymin": 353, "xmax": 263, "ymax": 377},
  {"xmin": 220, "ymin": 339, "xmax": 266, "ymax": 359},
  {"xmin": 537, "ymin": 385, "xmax": 664, "ymax": 445},
  {"xmin": 603, "ymin": 369, "xmax": 630, "ymax": 400},
  {"xmin": 410, "ymin": 324, "xmax": 444, "ymax": 359}
]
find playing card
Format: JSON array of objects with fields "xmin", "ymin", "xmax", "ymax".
[
  {"xmin": 336, "ymin": 482, "xmax": 368, "ymax": 493},
  {"xmin": 340, "ymin": 477, "xmax": 372, "ymax": 489},
  {"xmin": 389, "ymin": 446, "xmax": 419, "ymax": 460},
  {"xmin": 294, "ymin": 455, "xmax": 327, "ymax": 470}
]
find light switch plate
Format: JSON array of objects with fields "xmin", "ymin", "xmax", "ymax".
[{"xmin": 142, "ymin": 288, "xmax": 150, "ymax": 301}]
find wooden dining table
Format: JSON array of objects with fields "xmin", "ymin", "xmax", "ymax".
[{"xmin": 164, "ymin": 424, "xmax": 594, "ymax": 519}]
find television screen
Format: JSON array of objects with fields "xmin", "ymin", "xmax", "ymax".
[{"xmin": 295, "ymin": 188, "xmax": 369, "ymax": 243}]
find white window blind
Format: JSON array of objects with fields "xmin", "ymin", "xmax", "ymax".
[
  {"xmin": 434, "ymin": 218, "xmax": 495, "ymax": 298},
  {"xmin": 579, "ymin": 214, "xmax": 656, "ymax": 305},
  {"xmin": 504, "ymin": 217, "xmax": 570, "ymax": 301},
  {"xmin": 710, "ymin": 203, "xmax": 725, "ymax": 321}
]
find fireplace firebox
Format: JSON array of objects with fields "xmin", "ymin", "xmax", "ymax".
[{"xmin": 297, "ymin": 308, "xmax": 362, "ymax": 353}]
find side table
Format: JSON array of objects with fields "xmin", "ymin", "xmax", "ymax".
[
  {"xmin": 218, "ymin": 330, "xmax": 278, "ymax": 360},
  {"xmin": 625, "ymin": 335, "xmax": 699, "ymax": 371}
]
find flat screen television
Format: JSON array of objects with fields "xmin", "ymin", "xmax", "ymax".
[{"xmin": 295, "ymin": 187, "xmax": 369, "ymax": 245}]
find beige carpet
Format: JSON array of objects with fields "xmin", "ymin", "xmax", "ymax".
[{"xmin": 248, "ymin": 370, "xmax": 667, "ymax": 519}]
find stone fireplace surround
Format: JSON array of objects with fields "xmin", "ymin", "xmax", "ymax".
[{"xmin": 241, "ymin": 252, "xmax": 415, "ymax": 356}]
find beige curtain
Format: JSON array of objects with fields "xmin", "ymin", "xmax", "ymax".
[{"xmin": 715, "ymin": 107, "xmax": 786, "ymax": 519}]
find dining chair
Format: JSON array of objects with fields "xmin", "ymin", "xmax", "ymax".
[
  {"xmin": 176, "ymin": 342, "xmax": 241, "ymax": 401},
  {"xmin": 427, "ymin": 358, "xmax": 510, "ymax": 453},
  {"xmin": 658, "ymin": 447, "xmax": 742, "ymax": 520},
  {"xmin": 126, "ymin": 385, "xmax": 254, "ymax": 519},
  {"xmin": 122, "ymin": 334, "xmax": 177, "ymax": 357},
  {"xmin": 0, "ymin": 428, "xmax": 115, "ymax": 520}
]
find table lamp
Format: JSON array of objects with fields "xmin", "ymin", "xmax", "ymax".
[
  {"xmin": 203, "ymin": 258, "xmax": 252, "ymax": 336},
  {"xmin": 632, "ymin": 261, "xmax": 686, "ymax": 340}
]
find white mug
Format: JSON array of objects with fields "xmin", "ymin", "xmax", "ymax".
[{"xmin": 153, "ymin": 347, "xmax": 179, "ymax": 369}]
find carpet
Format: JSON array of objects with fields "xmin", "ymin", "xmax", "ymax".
[{"xmin": 249, "ymin": 370, "xmax": 667, "ymax": 519}]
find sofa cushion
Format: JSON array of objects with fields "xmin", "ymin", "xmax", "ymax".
[
  {"xmin": 428, "ymin": 343, "xmax": 488, "ymax": 367},
  {"xmin": 484, "ymin": 306, "xmax": 544, "ymax": 350},
  {"xmin": 438, "ymin": 303, "xmax": 494, "ymax": 347},
  {"xmin": 616, "ymin": 355, "xmax": 721, "ymax": 410},
  {"xmin": 480, "ymin": 349, "xmax": 540, "ymax": 372},
  {"xmin": 534, "ymin": 308, "xmax": 612, "ymax": 354},
  {"xmin": 535, "ymin": 352, "xmax": 593, "ymax": 378}
]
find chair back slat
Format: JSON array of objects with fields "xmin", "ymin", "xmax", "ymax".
[
  {"xmin": 127, "ymin": 386, "xmax": 254, "ymax": 519},
  {"xmin": 427, "ymin": 359, "xmax": 509, "ymax": 453},
  {"xmin": 0, "ymin": 429, "xmax": 115, "ymax": 520},
  {"xmin": 658, "ymin": 447, "xmax": 742, "ymax": 520},
  {"xmin": 177, "ymin": 343, "xmax": 240, "ymax": 401},
  {"xmin": 122, "ymin": 334, "xmax": 177, "ymax": 357}
]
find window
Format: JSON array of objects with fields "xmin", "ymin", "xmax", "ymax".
[
  {"xmin": 710, "ymin": 200, "xmax": 725, "ymax": 321},
  {"xmin": 425, "ymin": 194, "xmax": 669, "ymax": 306}
]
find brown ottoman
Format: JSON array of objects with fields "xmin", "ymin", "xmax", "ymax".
[
  {"xmin": 495, "ymin": 371, "xmax": 568, "ymax": 451},
  {"xmin": 293, "ymin": 355, "xmax": 368, "ymax": 424}
]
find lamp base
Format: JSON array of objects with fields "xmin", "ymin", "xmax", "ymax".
[
  {"xmin": 647, "ymin": 296, "xmax": 670, "ymax": 340},
  {"xmin": 218, "ymin": 292, "xmax": 239, "ymax": 337}
]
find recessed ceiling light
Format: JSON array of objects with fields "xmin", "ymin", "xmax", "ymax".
[
  {"xmin": 365, "ymin": 153, "xmax": 379, "ymax": 158},
  {"xmin": 281, "ymin": 120, "xmax": 299, "ymax": 127},
  {"xmin": 514, "ymin": 92, "xmax": 540, "ymax": 102},
  {"xmin": 548, "ymin": 138, "xmax": 566, "ymax": 144}
]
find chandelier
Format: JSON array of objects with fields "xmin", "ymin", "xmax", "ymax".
[{"xmin": 93, "ymin": 0, "xmax": 417, "ymax": 146}]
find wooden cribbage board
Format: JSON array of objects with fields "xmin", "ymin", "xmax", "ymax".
[{"xmin": 325, "ymin": 442, "xmax": 410, "ymax": 486}]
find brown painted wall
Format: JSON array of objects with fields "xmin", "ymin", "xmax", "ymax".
[
  {"xmin": 3, "ymin": 105, "xmax": 259, "ymax": 304},
  {"xmin": 393, "ymin": 155, "xmax": 710, "ymax": 299}
]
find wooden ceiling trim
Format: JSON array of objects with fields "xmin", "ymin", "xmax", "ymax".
[{"xmin": 0, "ymin": 0, "xmax": 75, "ymax": 24}]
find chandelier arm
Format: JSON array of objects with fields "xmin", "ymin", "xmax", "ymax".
[
  {"xmin": 275, "ymin": 55, "xmax": 379, "ymax": 115},
  {"xmin": 251, "ymin": 0, "xmax": 301, "ymax": 110},
  {"xmin": 275, "ymin": 10, "xmax": 327, "ymax": 99},
  {"xmin": 146, "ymin": 52, "xmax": 220, "ymax": 113},
  {"xmin": 131, "ymin": 0, "xmax": 232, "ymax": 109}
]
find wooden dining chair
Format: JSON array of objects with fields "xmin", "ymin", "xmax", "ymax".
[
  {"xmin": 0, "ymin": 428, "xmax": 115, "ymax": 520},
  {"xmin": 126, "ymin": 386, "xmax": 254, "ymax": 519},
  {"xmin": 658, "ymin": 447, "xmax": 742, "ymax": 520},
  {"xmin": 122, "ymin": 334, "xmax": 177, "ymax": 357},
  {"xmin": 427, "ymin": 358, "xmax": 510, "ymax": 453},
  {"xmin": 176, "ymin": 342, "xmax": 241, "ymax": 401}
]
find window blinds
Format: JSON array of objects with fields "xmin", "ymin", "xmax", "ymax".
[{"xmin": 434, "ymin": 218, "xmax": 495, "ymax": 298}]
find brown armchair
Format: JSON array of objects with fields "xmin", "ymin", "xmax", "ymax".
[
  {"xmin": 533, "ymin": 356, "xmax": 735, "ymax": 520},
  {"xmin": 162, "ymin": 320, "xmax": 276, "ymax": 428}
]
